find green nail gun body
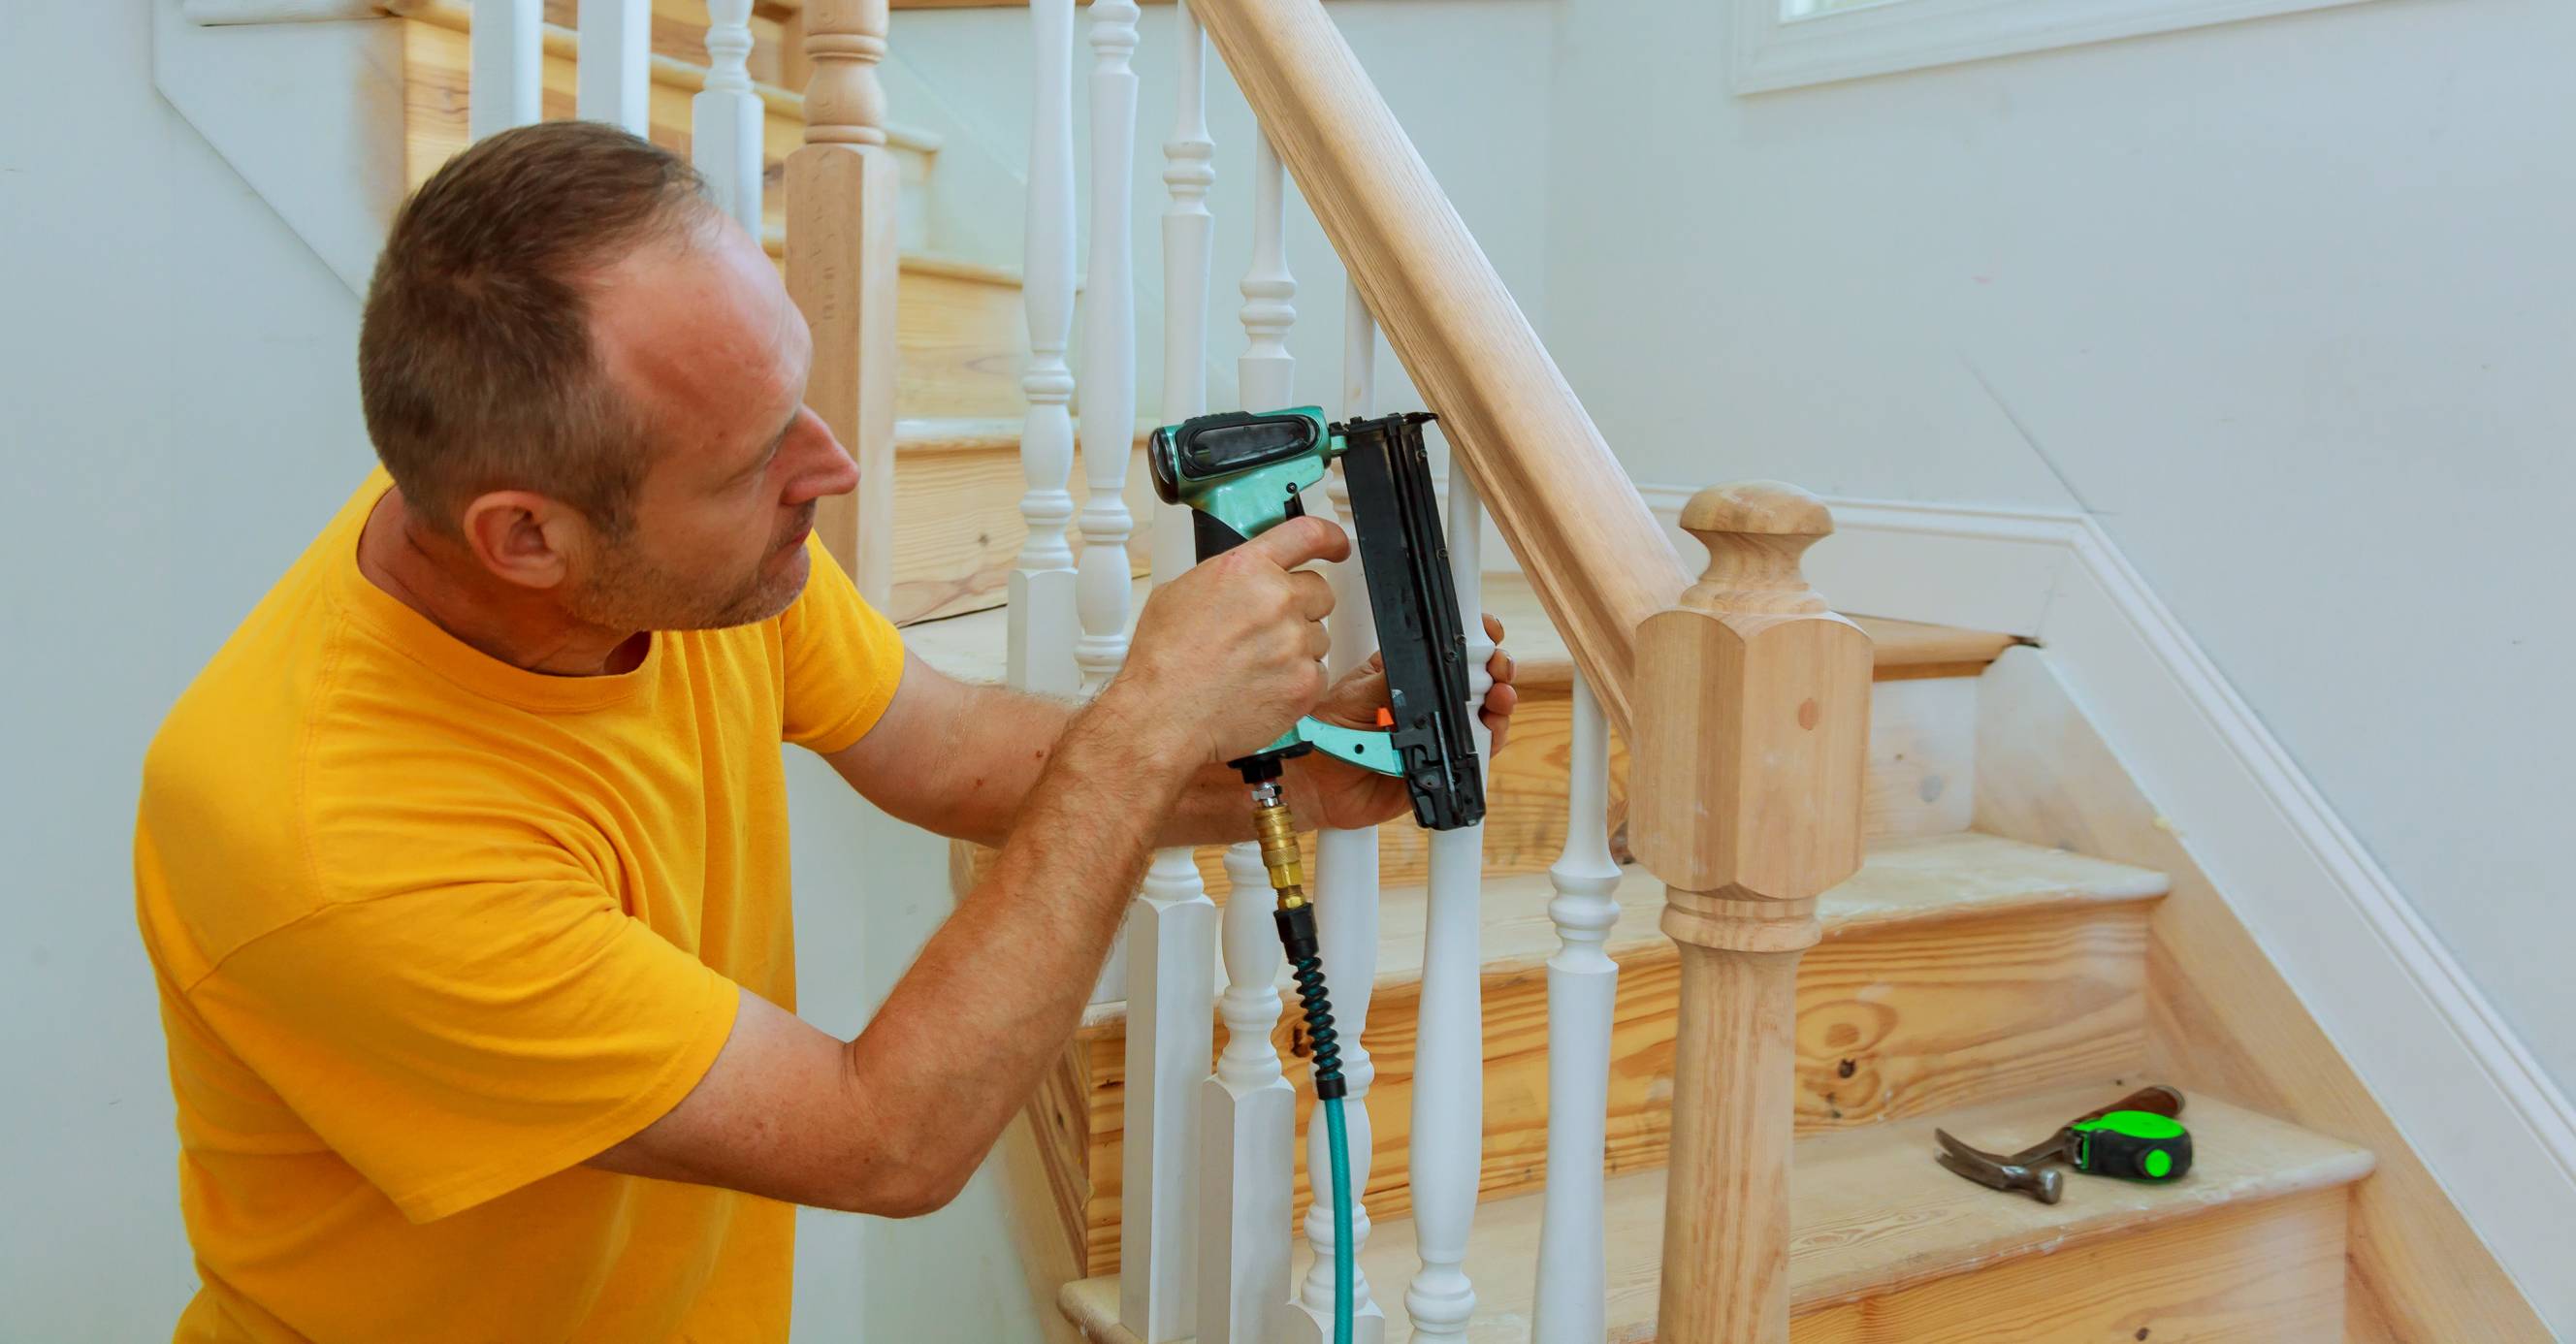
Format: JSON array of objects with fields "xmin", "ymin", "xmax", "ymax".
[{"xmin": 1147, "ymin": 406, "xmax": 1486, "ymax": 832}]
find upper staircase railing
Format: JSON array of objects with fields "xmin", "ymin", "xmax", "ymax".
[{"xmin": 1002, "ymin": 2, "xmax": 1872, "ymax": 1342}]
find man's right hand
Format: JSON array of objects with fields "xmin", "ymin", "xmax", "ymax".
[{"xmin": 1112, "ymin": 514, "xmax": 1351, "ymax": 768}]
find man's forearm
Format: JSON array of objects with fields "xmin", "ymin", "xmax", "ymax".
[
  {"xmin": 948, "ymin": 682, "xmax": 1295, "ymax": 850},
  {"xmin": 840, "ymin": 684, "xmax": 1198, "ymax": 1197}
]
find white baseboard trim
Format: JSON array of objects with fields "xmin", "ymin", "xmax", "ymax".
[{"xmin": 1616, "ymin": 484, "xmax": 2575, "ymax": 1330}]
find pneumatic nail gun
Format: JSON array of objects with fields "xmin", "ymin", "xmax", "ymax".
[
  {"xmin": 1148, "ymin": 405, "xmax": 1485, "ymax": 1344},
  {"xmin": 1146, "ymin": 406, "xmax": 1486, "ymax": 832}
]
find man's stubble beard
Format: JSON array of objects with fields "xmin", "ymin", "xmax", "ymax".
[{"xmin": 567, "ymin": 525, "xmax": 808, "ymax": 634}]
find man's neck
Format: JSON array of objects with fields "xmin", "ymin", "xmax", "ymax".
[{"xmin": 356, "ymin": 488, "xmax": 649, "ymax": 677}]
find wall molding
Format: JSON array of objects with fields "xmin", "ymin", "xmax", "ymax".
[
  {"xmin": 1624, "ymin": 484, "xmax": 2574, "ymax": 1329},
  {"xmin": 181, "ymin": 0, "xmax": 384, "ymax": 24},
  {"xmin": 1727, "ymin": 0, "xmax": 2395, "ymax": 94}
]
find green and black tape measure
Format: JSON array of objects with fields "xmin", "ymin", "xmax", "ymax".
[{"xmin": 2071, "ymin": 1110, "xmax": 2193, "ymax": 1182}]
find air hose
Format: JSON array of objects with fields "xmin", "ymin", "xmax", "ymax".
[{"xmin": 1250, "ymin": 774, "xmax": 1358, "ymax": 1344}]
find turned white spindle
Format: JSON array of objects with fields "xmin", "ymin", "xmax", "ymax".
[
  {"xmin": 1282, "ymin": 280, "xmax": 1390, "ymax": 1344},
  {"xmin": 692, "ymin": 0, "xmax": 764, "ymax": 234},
  {"xmin": 467, "ymin": 0, "xmax": 539, "ymax": 140},
  {"xmin": 1199, "ymin": 125, "xmax": 1301, "ymax": 1344},
  {"xmin": 1533, "ymin": 670, "xmax": 1620, "ymax": 1342},
  {"xmin": 1238, "ymin": 133, "xmax": 1297, "ymax": 414},
  {"xmin": 574, "ymin": 0, "xmax": 650, "ymax": 136},
  {"xmin": 1075, "ymin": 0, "xmax": 1141, "ymax": 695},
  {"xmin": 1123, "ymin": 858, "xmax": 1214, "ymax": 1344},
  {"xmin": 1200, "ymin": 843, "xmax": 1296, "ymax": 1344},
  {"xmin": 1157, "ymin": 0, "xmax": 1216, "ymax": 549},
  {"xmin": 1115, "ymin": 8, "xmax": 1217, "ymax": 1338},
  {"xmin": 1009, "ymin": 0, "xmax": 1079, "ymax": 696},
  {"xmin": 1408, "ymin": 463, "xmax": 1490, "ymax": 1340}
]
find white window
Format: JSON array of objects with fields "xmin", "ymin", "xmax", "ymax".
[{"xmin": 1733, "ymin": 0, "xmax": 2388, "ymax": 93}]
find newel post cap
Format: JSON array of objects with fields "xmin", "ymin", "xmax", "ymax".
[{"xmin": 1630, "ymin": 481, "xmax": 1872, "ymax": 906}]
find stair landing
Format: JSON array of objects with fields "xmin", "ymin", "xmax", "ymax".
[{"xmin": 1058, "ymin": 1087, "xmax": 2372, "ymax": 1343}]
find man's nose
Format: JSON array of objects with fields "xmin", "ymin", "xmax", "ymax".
[{"xmin": 784, "ymin": 410, "xmax": 861, "ymax": 504}]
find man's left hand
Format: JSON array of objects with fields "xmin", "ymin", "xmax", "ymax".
[{"xmin": 1292, "ymin": 613, "xmax": 1519, "ymax": 832}]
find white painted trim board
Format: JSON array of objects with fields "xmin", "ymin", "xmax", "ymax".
[
  {"xmin": 1583, "ymin": 484, "xmax": 2573, "ymax": 1332},
  {"xmin": 1729, "ymin": 0, "xmax": 2397, "ymax": 95}
]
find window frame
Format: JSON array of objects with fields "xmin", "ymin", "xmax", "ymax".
[{"xmin": 1731, "ymin": 0, "xmax": 2392, "ymax": 93}]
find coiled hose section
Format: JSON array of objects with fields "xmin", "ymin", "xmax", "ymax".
[{"xmin": 1281, "ymin": 920, "xmax": 1356, "ymax": 1344}]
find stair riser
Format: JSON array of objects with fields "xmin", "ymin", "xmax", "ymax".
[
  {"xmin": 1781, "ymin": 1187, "xmax": 2348, "ymax": 1344},
  {"xmin": 888, "ymin": 435, "xmax": 1152, "ymax": 626},
  {"xmin": 1166, "ymin": 673, "xmax": 1978, "ymax": 893},
  {"xmin": 1068, "ymin": 901, "xmax": 2150, "ymax": 1277}
]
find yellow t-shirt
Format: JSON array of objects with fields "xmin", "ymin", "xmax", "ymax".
[{"xmin": 135, "ymin": 472, "xmax": 906, "ymax": 1343}]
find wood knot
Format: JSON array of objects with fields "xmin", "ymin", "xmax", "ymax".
[{"xmin": 1798, "ymin": 697, "xmax": 1820, "ymax": 730}]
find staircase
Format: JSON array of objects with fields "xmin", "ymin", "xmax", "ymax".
[
  {"xmin": 948, "ymin": 599, "xmax": 2381, "ymax": 1340},
  {"xmin": 209, "ymin": 0, "xmax": 2556, "ymax": 1338}
]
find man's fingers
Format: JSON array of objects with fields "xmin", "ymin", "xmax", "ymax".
[
  {"xmin": 1483, "ymin": 613, "xmax": 1505, "ymax": 644},
  {"xmin": 1288, "ymin": 569, "xmax": 1335, "ymax": 622},
  {"xmin": 1241, "ymin": 515, "xmax": 1352, "ymax": 571}
]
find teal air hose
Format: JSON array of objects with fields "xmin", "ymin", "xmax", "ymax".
[
  {"xmin": 1324, "ymin": 1096, "xmax": 1355, "ymax": 1344},
  {"xmin": 1276, "ymin": 904, "xmax": 1357, "ymax": 1344}
]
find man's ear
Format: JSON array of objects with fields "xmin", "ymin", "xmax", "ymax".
[{"xmin": 458, "ymin": 490, "xmax": 580, "ymax": 592}]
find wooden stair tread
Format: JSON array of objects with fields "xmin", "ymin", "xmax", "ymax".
[
  {"xmin": 1056, "ymin": 1087, "xmax": 2374, "ymax": 1343},
  {"xmin": 1078, "ymin": 831, "xmax": 2169, "ymax": 1031},
  {"xmin": 1479, "ymin": 573, "xmax": 2015, "ymax": 689},
  {"xmin": 903, "ymin": 571, "xmax": 2016, "ymax": 688}
]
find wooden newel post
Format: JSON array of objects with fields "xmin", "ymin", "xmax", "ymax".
[
  {"xmin": 785, "ymin": 0, "xmax": 898, "ymax": 602},
  {"xmin": 1629, "ymin": 482, "xmax": 1872, "ymax": 1344}
]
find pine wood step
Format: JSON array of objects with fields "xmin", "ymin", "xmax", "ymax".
[
  {"xmin": 1043, "ymin": 833, "xmax": 2171, "ymax": 1278},
  {"xmin": 1058, "ymin": 1086, "xmax": 2374, "ymax": 1342},
  {"xmin": 886, "ymin": 418, "xmax": 1154, "ymax": 625}
]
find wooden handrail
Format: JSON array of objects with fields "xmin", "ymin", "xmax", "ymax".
[{"xmin": 1189, "ymin": 0, "xmax": 1688, "ymax": 737}]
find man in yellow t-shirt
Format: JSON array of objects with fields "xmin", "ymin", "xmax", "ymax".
[{"xmin": 136, "ymin": 122, "xmax": 1517, "ymax": 1341}]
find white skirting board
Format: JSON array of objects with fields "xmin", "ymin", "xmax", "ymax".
[{"xmin": 1594, "ymin": 487, "xmax": 2572, "ymax": 1334}]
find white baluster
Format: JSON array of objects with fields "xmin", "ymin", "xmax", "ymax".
[
  {"xmin": 1076, "ymin": 0, "xmax": 1140, "ymax": 695},
  {"xmin": 1200, "ymin": 844, "xmax": 1296, "ymax": 1344},
  {"xmin": 1123, "ymin": 859, "xmax": 1214, "ymax": 1343},
  {"xmin": 1408, "ymin": 464, "xmax": 1490, "ymax": 1339},
  {"xmin": 1125, "ymin": 18, "xmax": 1223, "ymax": 1330},
  {"xmin": 1010, "ymin": 0, "xmax": 1079, "ymax": 697},
  {"xmin": 1106, "ymin": 1, "xmax": 1209, "ymax": 1336},
  {"xmin": 1198, "ymin": 125, "xmax": 1301, "ymax": 1344},
  {"xmin": 1278, "ymin": 280, "xmax": 1388, "ymax": 1344},
  {"xmin": 692, "ymin": 0, "xmax": 764, "ymax": 235},
  {"xmin": 1533, "ymin": 670, "xmax": 1619, "ymax": 1342},
  {"xmin": 1238, "ymin": 132, "xmax": 1296, "ymax": 414},
  {"xmin": 467, "ymin": 0, "xmax": 540, "ymax": 141},
  {"xmin": 1157, "ymin": 1, "xmax": 1216, "ymax": 518},
  {"xmin": 574, "ymin": 0, "xmax": 650, "ymax": 136}
]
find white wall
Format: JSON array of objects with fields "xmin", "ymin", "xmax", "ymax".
[
  {"xmin": 1543, "ymin": 0, "xmax": 2576, "ymax": 1094},
  {"xmin": 0, "ymin": 1, "xmax": 371, "ymax": 1332},
  {"xmin": 0, "ymin": 3, "xmax": 1042, "ymax": 1335}
]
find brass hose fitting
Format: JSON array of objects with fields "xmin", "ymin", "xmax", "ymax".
[{"xmin": 1249, "ymin": 781, "xmax": 1306, "ymax": 910}]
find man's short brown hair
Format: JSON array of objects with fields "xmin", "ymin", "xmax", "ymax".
[{"xmin": 358, "ymin": 120, "xmax": 712, "ymax": 537}]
